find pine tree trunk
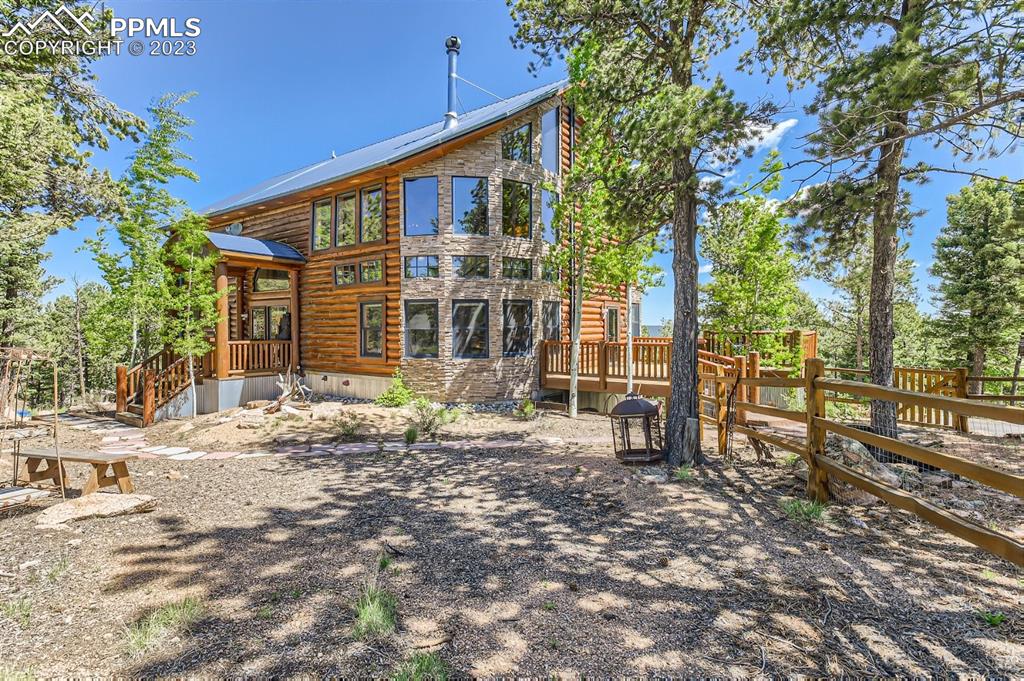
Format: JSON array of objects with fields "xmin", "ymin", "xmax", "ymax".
[
  {"xmin": 625, "ymin": 282, "xmax": 634, "ymax": 395},
  {"xmin": 73, "ymin": 282, "xmax": 87, "ymax": 402},
  {"xmin": 868, "ymin": 118, "xmax": 907, "ymax": 440},
  {"xmin": 969, "ymin": 345, "xmax": 986, "ymax": 394},
  {"xmin": 568, "ymin": 260, "xmax": 584, "ymax": 418},
  {"xmin": 855, "ymin": 291, "xmax": 864, "ymax": 370},
  {"xmin": 666, "ymin": 157, "xmax": 702, "ymax": 466},
  {"xmin": 1011, "ymin": 333, "xmax": 1023, "ymax": 396}
]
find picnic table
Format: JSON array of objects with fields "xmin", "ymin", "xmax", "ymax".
[{"xmin": 16, "ymin": 449, "xmax": 137, "ymax": 495}]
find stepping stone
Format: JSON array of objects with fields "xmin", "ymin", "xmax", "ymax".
[
  {"xmin": 141, "ymin": 446, "xmax": 168, "ymax": 453},
  {"xmin": 334, "ymin": 443, "xmax": 376, "ymax": 454},
  {"xmin": 168, "ymin": 451, "xmax": 205, "ymax": 461},
  {"xmin": 275, "ymin": 445, "xmax": 310, "ymax": 454},
  {"xmin": 410, "ymin": 443, "xmax": 441, "ymax": 451},
  {"xmin": 204, "ymin": 451, "xmax": 240, "ymax": 460},
  {"xmin": 156, "ymin": 447, "xmax": 190, "ymax": 456},
  {"xmin": 309, "ymin": 444, "xmax": 334, "ymax": 451},
  {"xmin": 383, "ymin": 442, "xmax": 406, "ymax": 452},
  {"xmin": 241, "ymin": 450, "xmax": 273, "ymax": 459},
  {"xmin": 101, "ymin": 436, "xmax": 122, "ymax": 443},
  {"xmin": 135, "ymin": 452, "xmax": 159, "ymax": 460}
]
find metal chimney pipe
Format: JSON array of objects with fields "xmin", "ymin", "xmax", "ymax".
[{"xmin": 443, "ymin": 35, "xmax": 461, "ymax": 130}]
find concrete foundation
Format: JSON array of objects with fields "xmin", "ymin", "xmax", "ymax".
[{"xmin": 305, "ymin": 371, "xmax": 392, "ymax": 401}]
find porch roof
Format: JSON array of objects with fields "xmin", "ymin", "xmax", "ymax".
[{"xmin": 205, "ymin": 231, "xmax": 305, "ymax": 265}]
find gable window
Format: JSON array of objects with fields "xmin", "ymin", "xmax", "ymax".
[
  {"xmin": 405, "ymin": 300, "xmax": 439, "ymax": 358},
  {"xmin": 404, "ymin": 177, "xmax": 438, "ymax": 236},
  {"xmin": 452, "ymin": 177, "xmax": 488, "ymax": 235},
  {"xmin": 631, "ymin": 303, "xmax": 641, "ymax": 338},
  {"xmin": 605, "ymin": 306, "xmax": 620, "ymax": 342},
  {"xmin": 541, "ymin": 107, "xmax": 559, "ymax": 174},
  {"xmin": 502, "ymin": 179, "xmax": 531, "ymax": 238},
  {"xmin": 502, "ymin": 122, "xmax": 532, "ymax": 162},
  {"xmin": 360, "ymin": 302, "xmax": 384, "ymax": 357},
  {"xmin": 404, "ymin": 255, "xmax": 438, "ymax": 278},
  {"xmin": 336, "ymin": 193, "xmax": 356, "ymax": 247},
  {"xmin": 253, "ymin": 268, "xmax": 289, "ymax": 292},
  {"xmin": 334, "ymin": 263, "xmax": 356, "ymax": 286},
  {"xmin": 361, "ymin": 186, "xmax": 383, "ymax": 242},
  {"xmin": 541, "ymin": 189, "xmax": 557, "ymax": 243},
  {"xmin": 312, "ymin": 199, "xmax": 332, "ymax": 251},
  {"xmin": 503, "ymin": 300, "xmax": 533, "ymax": 356},
  {"xmin": 453, "ymin": 255, "xmax": 489, "ymax": 279},
  {"xmin": 360, "ymin": 259, "xmax": 383, "ymax": 283},
  {"xmin": 452, "ymin": 300, "xmax": 488, "ymax": 359},
  {"xmin": 542, "ymin": 301, "xmax": 561, "ymax": 341},
  {"xmin": 502, "ymin": 257, "xmax": 532, "ymax": 280}
]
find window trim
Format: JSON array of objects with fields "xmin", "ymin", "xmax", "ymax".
[
  {"xmin": 404, "ymin": 299, "xmax": 440, "ymax": 359},
  {"xmin": 359, "ymin": 258, "xmax": 384, "ymax": 284},
  {"xmin": 310, "ymin": 181, "xmax": 386, "ymax": 254},
  {"xmin": 453, "ymin": 255, "xmax": 490, "ymax": 279},
  {"xmin": 359, "ymin": 185, "xmax": 385, "ymax": 245},
  {"xmin": 451, "ymin": 299, "xmax": 490, "ymax": 359},
  {"xmin": 403, "ymin": 255, "xmax": 439, "ymax": 279},
  {"xmin": 333, "ymin": 262, "xmax": 357, "ymax": 288},
  {"xmin": 359, "ymin": 299, "xmax": 385, "ymax": 359},
  {"xmin": 311, "ymin": 198, "xmax": 333, "ymax": 252},
  {"xmin": 451, "ymin": 175, "xmax": 490, "ymax": 236},
  {"xmin": 502, "ymin": 256, "xmax": 533, "ymax": 280},
  {"xmin": 501, "ymin": 121, "xmax": 533, "ymax": 163},
  {"xmin": 335, "ymin": 191, "xmax": 357, "ymax": 248},
  {"xmin": 501, "ymin": 178, "xmax": 533, "ymax": 239},
  {"xmin": 604, "ymin": 304, "xmax": 620, "ymax": 342},
  {"xmin": 502, "ymin": 299, "xmax": 533, "ymax": 357},
  {"xmin": 403, "ymin": 176, "xmax": 439, "ymax": 237}
]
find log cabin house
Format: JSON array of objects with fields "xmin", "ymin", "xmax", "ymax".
[{"xmin": 115, "ymin": 38, "xmax": 641, "ymax": 425}]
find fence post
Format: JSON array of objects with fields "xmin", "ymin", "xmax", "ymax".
[
  {"xmin": 142, "ymin": 369, "xmax": 156, "ymax": 427},
  {"xmin": 733, "ymin": 354, "xmax": 746, "ymax": 424},
  {"xmin": 955, "ymin": 367, "xmax": 970, "ymax": 433},
  {"xmin": 804, "ymin": 357, "xmax": 829, "ymax": 503},
  {"xmin": 715, "ymin": 365, "xmax": 728, "ymax": 457},
  {"xmin": 748, "ymin": 351, "xmax": 760, "ymax": 407},
  {"xmin": 116, "ymin": 366, "xmax": 127, "ymax": 413}
]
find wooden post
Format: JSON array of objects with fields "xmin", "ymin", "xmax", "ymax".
[
  {"xmin": 598, "ymin": 341, "xmax": 608, "ymax": 391},
  {"xmin": 733, "ymin": 354, "xmax": 746, "ymax": 424},
  {"xmin": 954, "ymin": 367, "xmax": 970, "ymax": 433},
  {"xmin": 748, "ymin": 351, "xmax": 761, "ymax": 407},
  {"xmin": 715, "ymin": 365, "xmax": 727, "ymax": 457},
  {"xmin": 289, "ymin": 268, "xmax": 300, "ymax": 373},
  {"xmin": 540, "ymin": 341, "xmax": 548, "ymax": 387},
  {"xmin": 214, "ymin": 262, "xmax": 230, "ymax": 379},
  {"xmin": 804, "ymin": 357, "xmax": 829, "ymax": 503},
  {"xmin": 115, "ymin": 365, "xmax": 127, "ymax": 413},
  {"xmin": 142, "ymin": 369, "xmax": 156, "ymax": 427}
]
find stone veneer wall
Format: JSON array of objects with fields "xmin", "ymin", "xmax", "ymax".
[{"xmin": 398, "ymin": 99, "xmax": 562, "ymax": 402}]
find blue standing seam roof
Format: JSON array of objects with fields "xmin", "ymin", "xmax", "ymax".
[
  {"xmin": 202, "ymin": 79, "xmax": 568, "ymax": 217},
  {"xmin": 205, "ymin": 231, "xmax": 306, "ymax": 262}
]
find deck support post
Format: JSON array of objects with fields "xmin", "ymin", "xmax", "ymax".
[
  {"xmin": 289, "ymin": 268, "xmax": 300, "ymax": 373},
  {"xmin": 214, "ymin": 262, "xmax": 230, "ymax": 379}
]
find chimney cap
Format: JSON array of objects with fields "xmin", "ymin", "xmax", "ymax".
[{"xmin": 445, "ymin": 35, "xmax": 461, "ymax": 52}]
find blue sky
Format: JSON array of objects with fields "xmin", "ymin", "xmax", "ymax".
[{"xmin": 43, "ymin": 0, "xmax": 1023, "ymax": 324}]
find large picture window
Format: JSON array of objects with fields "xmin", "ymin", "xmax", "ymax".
[
  {"xmin": 541, "ymin": 189, "xmax": 557, "ymax": 243},
  {"xmin": 253, "ymin": 268, "xmax": 289, "ymax": 292},
  {"xmin": 541, "ymin": 107, "xmax": 559, "ymax": 174},
  {"xmin": 312, "ymin": 199, "xmax": 331, "ymax": 251},
  {"xmin": 502, "ymin": 257, "xmax": 532, "ymax": 280},
  {"xmin": 360, "ymin": 302, "xmax": 384, "ymax": 358},
  {"xmin": 452, "ymin": 177, "xmax": 488, "ymax": 235},
  {"xmin": 502, "ymin": 179, "xmax": 531, "ymax": 238},
  {"xmin": 452, "ymin": 300, "xmax": 488, "ymax": 359},
  {"xmin": 404, "ymin": 255, "xmax": 438, "ymax": 278},
  {"xmin": 404, "ymin": 177, "xmax": 438, "ymax": 236},
  {"xmin": 336, "ymin": 193, "xmax": 356, "ymax": 247},
  {"xmin": 405, "ymin": 300, "xmax": 439, "ymax": 358},
  {"xmin": 502, "ymin": 122, "xmax": 532, "ymax": 162},
  {"xmin": 543, "ymin": 301, "xmax": 561, "ymax": 341},
  {"xmin": 360, "ymin": 259, "xmax": 383, "ymax": 283},
  {"xmin": 503, "ymin": 300, "xmax": 533, "ymax": 356},
  {"xmin": 361, "ymin": 186, "xmax": 383, "ymax": 242},
  {"xmin": 251, "ymin": 305, "xmax": 290, "ymax": 341},
  {"xmin": 453, "ymin": 255, "xmax": 489, "ymax": 279}
]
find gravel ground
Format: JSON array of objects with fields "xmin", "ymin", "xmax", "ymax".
[{"xmin": 0, "ymin": 414, "xmax": 1021, "ymax": 677}]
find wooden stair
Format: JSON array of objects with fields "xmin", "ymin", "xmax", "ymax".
[{"xmin": 115, "ymin": 349, "xmax": 210, "ymax": 427}]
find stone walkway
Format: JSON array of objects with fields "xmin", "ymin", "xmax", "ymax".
[{"xmin": 57, "ymin": 414, "xmax": 570, "ymax": 462}]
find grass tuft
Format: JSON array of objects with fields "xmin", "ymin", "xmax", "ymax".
[
  {"xmin": 673, "ymin": 465, "xmax": 694, "ymax": 482},
  {"xmin": 392, "ymin": 651, "xmax": 449, "ymax": 680},
  {"xmin": 404, "ymin": 427, "xmax": 418, "ymax": 445},
  {"xmin": 125, "ymin": 597, "xmax": 204, "ymax": 655},
  {"xmin": 541, "ymin": 601, "xmax": 556, "ymax": 611},
  {"xmin": 780, "ymin": 452, "xmax": 802, "ymax": 467},
  {"xmin": 977, "ymin": 610, "xmax": 1006, "ymax": 627},
  {"xmin": 1, "ymin": 597, "xmax": 31, "ymax": 629},
  {"xmin": 353, "ymin": 581, "xmax": 397, "ymax": 640},
  {"xmin": 378, "ymin": 553, "xmax": 393, "ymax": 572},
  {"xmin": 0, "ymin": 667, "xmax": 34, "ymax": 681},
  {"xmin": 46, "ymin": 553, "xmax": 69, "ymax": 584},
  {"xmin": 779, "ymin": 498, "xmax": 826, "ymax": 523}
]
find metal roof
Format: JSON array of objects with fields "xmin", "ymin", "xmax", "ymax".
[
  {"xmin": 202, "ymin": 79, "xmax": 567, "ymax": 217},
  {"xmin": 205, "ymin": 231, "xmax": 306, "ymax": 262}
]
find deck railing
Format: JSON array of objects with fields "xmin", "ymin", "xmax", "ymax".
[{"xmin": 228, "ymin": 340, "xmax": 292, "ymax": 375}]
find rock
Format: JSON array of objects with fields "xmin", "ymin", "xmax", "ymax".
[
  {"xmin": 245, "ymin": 400, "xmax": 272, "ymax": 410},
  {"xmin": 18, "ymin": 559, "xmax": 41, "ymax": 570},
  {"xmin": 275, "ymin": 433, "xmax": 309, "ymax": 445},
  {"xmin": 35, "ymin": 494, "xmax": 157, "ymax": 527},
  {"xmin": 848, "ymin": 517, "xmax": 868, "ymax": 530},
  {"xmin": 237, "ymin": 417, "xmax": 264, "ymax": 430},
  {"xmin": 921, "ymin": 473, "xmax": 953, "ymax": 488},
  {"xmin": 635, "ymin": 466, "xmax": 668, "ymax": 484},
  {"xmin": 166, "ymin": 470, "xmax": 183, "ymax": 481},
  {"xmin": 177, "ymin": 421, "xmax": 195, "ymax": 433},
  {"xmin": 824, "ymin": 434, "xmax": 903, "ymax": 489}
]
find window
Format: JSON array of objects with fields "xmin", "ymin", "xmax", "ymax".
[
  {"xmin": 312, "ymin": 199, "xmax": 331, "ymax": 251},
  {"xmin": 334, "ymin": 263, "xmax": 356, "ymax": 286},
  {"xmin": 631, "ymin": 302, "xmax": 641, "ymax": 338},
  {"xmin": 453, "ymin": 255, "xmax": 489, "ymax": 279},
  {"xmin": 605, "ymin": 306, "xmax": 620, "ymax": 342},
  {"xmin": 404, "ymin": 177, "xmax": 438, "ymax": 236},
  {"xmin": 452, "ymin": 177, "xmax": 488, "ymax": 235},
  {"xmin": 543, "ymin": 301, "xmax": 561, "ymax": 341},
  {"xmin": 361, "ymin": 186, "xmax": 383, "ymax": 242},
  {"xmin": 541, "ymin": 189, "xmax": 557, "ymax": 243},
  {"xmin": 250, "ymin": 305, "xmax": 290, "ymax": 340},
  {"xmin": 502, "ymin": 179, "xmax": 531, "ymax": 238},
  {"xmin": 405, "ymin": 300, "xmax": 439, "ymax": 358},
  {"xmin": 503, "ymin": 300, "xmax": 533, "ymax": 356},
  {"xmin": 502, "ymin": 122, "xmax": 532, "ymax": 162},
  {"xmin": 502, "ymin": 257, "xmax": 532, "ymax": 280},
  {"xmin": 360, "ymin": 259, "xmax": 383, "ymax": 283},
  {"xmin": 251, "ymin": 306, "xmax": 268, "ymax": 340},
  {"xmin": 253, "ymin": 268, "xmax": 289, "ymax": 292},
  {"xmin": 404, "ymin": 255, "xmax": 438, "ymax": 278},
  {"xmin": 541, "ymin": 107, "xmax": 559, "ymax": 174},
  {"xmin": 360, "ymin": 302, "xmax": 384, "ymax": 357},
  {"xmin": 452, "ymin": 300, "xmax": 488, "ymax": 359},
  {"xmin": 541, "ymin": 261, "xmax": 558, "ymax": 282},
  {"xmin": 336, "ymin": 193, "xmax": 356, "ymax": 247}
]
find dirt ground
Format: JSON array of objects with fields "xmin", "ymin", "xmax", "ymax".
[{"xmin": 1, "ymin": 410, "xmax": 1022, "ymax": 677}]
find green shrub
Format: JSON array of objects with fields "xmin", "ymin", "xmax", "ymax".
[
  {"xmin": 375, "ymin": 369, "xmax": 414, "ymax": 408},
  {"xmin": 977, "ymin": 610, "xmax": 1006, "ymax": 627},
  {"xmin": 411, "ymin": 397, "xmax": 458, "ymax": 436},
  {"xmin": 779, "ymin": 498, "xmax": 827, "ymax": 523},
  {"xmin": 353, "ymin": 581, "xmax": 397, "ymax": 640},
  {"xmin": 336, "ymin": 411, "xmax": 360, "ymax": 437},
  {"xmin": 404, "ymin": 427, "xmax": 418, "ymax": 444},
  {"xmin": 780, "ymin": 452, "xmax": 802, "ymax": 468},
  {"xmin": 392, "ymin": 651, "xmax": 448, "ymax": 681},
  {"xmin": 514, "ymin": 398, "xmax": 537, "ymax": 420},
  {"xmin": 673, "ymin": 465, "xmax": 694, "ymax": 482}
]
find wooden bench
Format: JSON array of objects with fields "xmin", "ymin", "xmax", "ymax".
[{"xmin": 16, "ymin": 449, "xmax": 137, "ymax": 495}]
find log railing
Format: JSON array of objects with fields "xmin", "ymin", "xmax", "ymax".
[{"xmin": 228, "ymin": 340, "xmax": 292, "ymax": 375}]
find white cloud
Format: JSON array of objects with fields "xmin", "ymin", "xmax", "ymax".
[
  {"xmin": 698, "ymin": 264, "xmax": 713, "ymax": 274},
  {"xmin": 748, "ymin": 118, "xmax": 799, "ymax": 153}
]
